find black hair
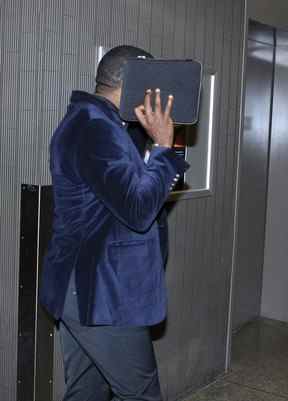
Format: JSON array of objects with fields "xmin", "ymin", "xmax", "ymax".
[{"xmin": 95, "ymin": 45, "xmax": 153, "ymax": 91}]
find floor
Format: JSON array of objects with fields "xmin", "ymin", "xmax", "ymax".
[{"xmin": 187, "ymin": 319, "xmax": 288, "ymax": 401}]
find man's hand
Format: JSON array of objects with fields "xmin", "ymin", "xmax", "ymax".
[{"xmin": 134, "ymin": 89, "xmax": 174, "ymax": 148}]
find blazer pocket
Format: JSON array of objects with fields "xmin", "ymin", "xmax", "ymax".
[{"xmin": 108, "ymin": 239, "xmax": 158, "ymax": 301}]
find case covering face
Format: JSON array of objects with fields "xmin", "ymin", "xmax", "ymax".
[{"xmin": 119, "ymin": 58, "xmax": 202, "ymax": 125}]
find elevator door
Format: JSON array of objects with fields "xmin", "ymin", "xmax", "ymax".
[
  {"xmin": 261, "ymin": 30, "xmax": 288, "ymax": 322},
  {"xmin": 232, "ymin": 22, "xmax": 274, "ymax": 330}
]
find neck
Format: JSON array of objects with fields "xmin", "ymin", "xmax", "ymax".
[{"xmin": 95, "ymin": 89, "xmax": 120, "ymax": 109}]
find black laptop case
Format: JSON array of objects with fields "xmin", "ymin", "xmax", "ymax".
[{"xmin": 119, "ymin": 58, "xmax": 202, "ymax": 125}]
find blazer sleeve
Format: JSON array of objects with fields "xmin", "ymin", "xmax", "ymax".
[{"xmin": 77, "ymin": 118, "xmax": 190, "ymax": 232}]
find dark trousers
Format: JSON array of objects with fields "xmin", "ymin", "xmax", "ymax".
[{"xmin": 59, "ymin": 270, "xmax": 162, "ymax": 401}]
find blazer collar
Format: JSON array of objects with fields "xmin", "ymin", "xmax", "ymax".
[{"xmin": 70, "ymin": 90, "xmax": 121, "ymax": 123}]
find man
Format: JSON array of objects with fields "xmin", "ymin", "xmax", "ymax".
[{"xmin": 40, "ymin": 45, "xmax": 190, "ymax": 401}]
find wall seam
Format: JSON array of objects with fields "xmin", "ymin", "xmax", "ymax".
[{"xmin": 225, "ymin": 0, "xmax": 248, "ymax": 371}]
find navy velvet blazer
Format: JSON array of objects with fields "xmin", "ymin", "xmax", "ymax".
[{"xmin": 39, "ymin": 91, "xmax": 189, "ymax": 326}]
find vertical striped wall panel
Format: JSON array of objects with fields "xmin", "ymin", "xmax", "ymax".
[
  {"xmin": 0, "ymin": 1, "xmax": 245, "ymax": 400},
  {"xmin": 0, "ymin": 2, "xmax": 22, "ymax": 401},
  {"xmin": 136, "ymin": 0, "xmax": 152, "ymax": 50},
  {"xmin": 162, "ymin": 0, "xmax": 176, "ymax": 58},
  {"xmin": 173, "ymin": 0, "xmax": 186, "ymax": 58},
  {"xmin": 150, "ymin": 0, "xmax": 165, "ymax": 56},
  {"xmin": 124, "ymin": 0, "xmax": 139, "ymax": 45}
]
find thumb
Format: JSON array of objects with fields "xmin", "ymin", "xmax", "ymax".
[{"xmin": 134, "ymin": 105, "xmax": 148, "ymax": 129}]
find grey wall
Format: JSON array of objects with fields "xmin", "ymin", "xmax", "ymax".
[
  {"xmin": 248, "ymin": 0, "xmax": 288, "ymax": 31},
  {"xmin": 261, "ymin": 31, "xmax": 288, "ymax": 323},
  {"xmin": 0, "ymin": 1, "xmax": 245, "ymax": 400}
]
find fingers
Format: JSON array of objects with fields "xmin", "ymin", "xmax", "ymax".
[
  {"xmin": 144, "ymin": 89, "xmax": 152, "ymax": 116},
  {"xmin": 134, "ymin": 105, "xmax": 148, "ymax": 129},
  {"xmin": 155, "ymin": 88, "xmax": 162, "ymax": 114},
  {"xmin": 164, "ymin": 94, "xmax": 174, "ymax": 119},
  {"xmin": 137, "ymin": 89, "xmax": 174, "ymax": 128}
]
